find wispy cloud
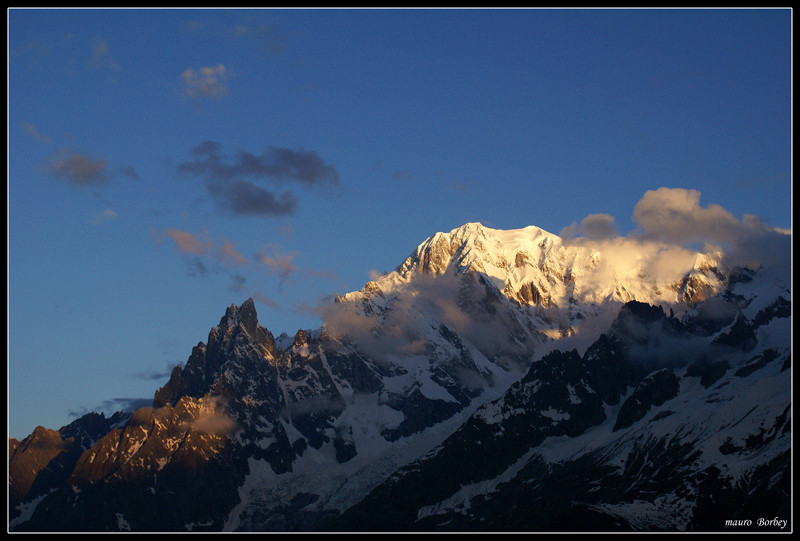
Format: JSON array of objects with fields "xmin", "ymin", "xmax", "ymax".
[
  {"xmin": 49, "ymin": 151, "xmax": 109, "ymax": 186},
  {"xmin": 69, "ymin": 397, "xmax": 152, "ymax": 419},
  {"xmin": 230, "ymin": 22, "xmax": 288, "ymax": 56},
  {"xmin": 132, "ymin": 362, "xmax": 175, "ymax": 381},
  {"xmin": 184, "ymin": 20, "xmax": 207, "ymax": 32},
  {"xmin": 164, "ymin": 227, "xmax": 212, "ymax": 255},
  {"xmin": 154, "ymin": 229, "xmax": 211, "ymax": 281},
  {"xmin": 186, "ymin": 397, "xmax": 239, "ymax": 435},
  {"xmin": 320, "ymin": 271, "xmax": 530, "ymax": 362},
  {"xmin": 228, "ymin": 274, "xmax": 281, "ymax": 309},
  {"xmin": 10, "ymin": 39, "xmax": 53, "ymax": 66},
  {"xmin": 220, "ymin": 239, "xmax": 249, "ymax": 265},
  {"xmin": 736, "ymin": 173, "xmax": 790, "ymax": 190},
  {"xmin": 156, "ymin": 226, "xmax": 319, "ymax": 306},
  {"xmin": 392, "ymin": 169, "xmax": 413, "ymax": 182},
  {"xmin": 88, "ymin": 39, "xmax": 120, "ymax": 71},
  {"xmin": 229, "ymin": 273, "xmax": 248, "ymax": 293},
  {"xmin": 279, "ymin": 220, "xmax": 295, "ymax": 239},
  {"xmin": 186, "ymin": 257, "xmax": 209, "ymax": 277},
  {"xmin": 159, "ymin": 227, "xmax": 265, "ymax": 282},
  {"xmin": 256, "ymin": 247, "xmax": 297, "ymax": 280},
  {"xmin": 20, "ymin": 122, "xmax": 50, "ymax": 144},
  {"xmin": 181, "ymin": 64, "xmax": 230, "ymax": 99},
  {"xmin": 305, "ymin": 267, "xmax": 341, "ymax": 282},
  {"xmin": 118, "ymin": 165, "xmax": 140, "ymax": 180},
  {"xmin": 92, "ymin": 208, "xmax": 118, "ymax": 226},
  {"xmin": 447, "ymin": 181, "xmax": 469, "ymax": 194},
  {"xmin": 251, "ymin": 291, "xmax": 281, "ymax": 309}
]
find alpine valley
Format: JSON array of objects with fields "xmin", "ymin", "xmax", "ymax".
[{"xmin": 8, "ymin": 222, "xmax": 791, "ymax": 532}]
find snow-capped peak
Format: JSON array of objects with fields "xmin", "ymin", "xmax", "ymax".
[
  {"xmin": 344, "ymin": 222, "xmax": 732, "ymax": 320},
  {"xmin": 396, "ymin": 222, "xmax": 559, "ymax": 279}
]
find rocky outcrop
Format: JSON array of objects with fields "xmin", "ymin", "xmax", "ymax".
[
  {"xmin": 8, "ymin": 410, "xmax": 131, "ymax": 523},
  {"xmin": 12, "ymin": 292, "xmax": 528, "ymax": 531},
  {"xmin": 9, "ymin": 427, "xmax": 78, "ymax": 514},
  {"xmin": 17, "ymin": 396, "xmax": 248, "ymax": 532},
  {"xmin": 685, "ymin": 357, "xmax": 730, "ymax": 388},
  {"xmin": 614, "ymin": 369, "xmax": 681, "ymax": 431},
  {"xmin": 752, "ymin": 296, "xmax": 791, "ymax": 329},
  {"xmin": 713, "ymin": 313, "xmax": 758, "ymax": 352}
]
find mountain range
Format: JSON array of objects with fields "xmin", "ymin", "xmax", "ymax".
[{"xmin": 8, "ymin": 222, "xmax": 791, "ymax": 532}]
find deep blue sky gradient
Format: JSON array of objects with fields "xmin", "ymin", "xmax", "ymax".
[{"xmin": 8, "ymin": 8, "xmax": 791, "ymax": 439}]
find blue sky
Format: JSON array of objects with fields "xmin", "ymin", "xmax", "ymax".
[{"xmin": 8, "ymin": 8, "xmax": 791, "ymax": 439}]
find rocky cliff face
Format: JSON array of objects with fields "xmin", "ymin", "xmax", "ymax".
[
  {"xmin": 12, "ymin": 288, "xmax": 527, "ymax": 531},
  {"xmin": 8, "ymin": 411, "xmax": 130, "ymax": 526},
  {"xmin": 331, "ymin": 300, "xmax": 791, "ymax": 532},
  {"xmin": 9, "ymin": 222, "xmax": 790, "ymax": 532}
]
